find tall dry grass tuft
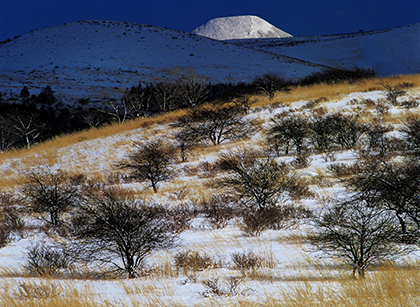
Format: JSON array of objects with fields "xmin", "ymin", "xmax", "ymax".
[
  {"xmin": 0, "ymin": 279, "xmax": 106, "ymax": 307},
  {"xmin": 271, "ymin": 266, "xmax": 420, "ymax": 307}
]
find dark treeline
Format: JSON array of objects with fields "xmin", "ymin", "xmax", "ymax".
[{"xmin": 0, "ymin": 67, "xmax": 375, "ymax": 151}]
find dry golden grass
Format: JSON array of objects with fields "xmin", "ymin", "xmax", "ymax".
[
  {"xmin": 271, "ymin": 266, "xmax": 420, "ymax": 307},
  {"xmin": 0, "ymin": 279, "xmax": 106, "ymax": 307},
  {"xmin": 255, "ymin": 74, "xmax": 420, "ymax": 108}
]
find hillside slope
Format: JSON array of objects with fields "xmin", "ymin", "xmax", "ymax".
[
  {"xmin": 0, "ymin": 20, "xmax": 323, "ymax": 101},
  {"xmin": 0, "ymin": 76, "xmax": 420, "ymax": 306},
  {"xmin": 229, "ymin": 23, "xmax": 420, "ymax": 76},
  {"xmin": 191, "ymin": 15, "xmax": 292, "ymax": 40}
]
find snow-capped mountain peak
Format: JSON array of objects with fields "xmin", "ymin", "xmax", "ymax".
[{"xmin": 191, "ymin": 15, "xmax": 292, "ymax": 40}]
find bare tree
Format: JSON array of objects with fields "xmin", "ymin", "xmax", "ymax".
[
  {"xmin": 117, "ymin": 141, "xmax": 175, "ymax": 192},
  {"xmin": 343, "ymin": 155, "xmax": 420, "ymax": 239},
  {"xmin": 218, "ymin": 150, "xmax": 311, "ymax": 235},
  {"xmin": 102, "ymin": 97, "xmax": 129, "ymax": 124},
  {"xmin": 232, "ymin": 93, "xmax": 257, "ymax": 114},
  {"xmin": 308, "ymin": 198, "xmax": 406, "ymax": 278},
  {"xmin": 171, "ymin": 67, "xmax": 209, "ymax": 108},
  {"xmin": 7, "ymin": 109, "xmax": 46, "ymax": 149},
  {"xmin": 267, "ymin": 115, "xmax": 310, "ymax": 155},
  {"xmin": 123, "ymin": 83, "xmax": 153, "ymax": 116},
  {"xmin": 401, "ymin": 117, "xmax": 420, "ymax": 154},
  {"xmin": 173, "ymin": 105, "xmax": 257, "ymax": 146},
  {"xmin": 22, "ymin": 169, "xmax": 78, "ymax": 226},
  {"xmin": 251, "ymin": 73, "xmax": 290, "ymax": 100},
  {"xmin": 151, "ymin": 82, "xmax": 182, "ymax": 113},
  {"xmin": 382, "ymin": 83, "xmax": 407, "ymax": 106},
  {"xmin": 0, "ymin": 191, "xmax": 24, "ymax": 247},
  {"xmin": 0, "ymin": 114, "xmax": 18, "ymax": 152},
  {"xmin": 68, "ymin": 189, "xmax": 177, "ymax": 278},
  {"xmin": 309, "ymin": 113, "xmax": 368, "ymax": 151},
  {"xmin": 365, "ymin": 123, "xmax": 394, "ymax": 154}
]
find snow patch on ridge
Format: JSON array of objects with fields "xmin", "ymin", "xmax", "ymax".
[{"xmin": 191, "ymin": 15, "xmax": 292, "ymax": 40}]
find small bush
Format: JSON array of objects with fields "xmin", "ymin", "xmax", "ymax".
[
  {"xmin": 304, "ymin": 97, "xmax": 328, "ymax": 109},
  {"xmin": 291, "ymin": 154, "xmax": 313, "ymax": 169},
  {"xmin": 401, "ymin": 98, "xmax": 419, "ymax": 109},
  {"xmin": 375, "ymin": 101, "xmax": 390, "ymax": 115},
  {"xmin": 382, "ymin": 83, "xmax": 411, "ymax": 105},
  {"xmin": 201, "ymin": 276, "xmax": 252, "ymax": 297},
  {"xmin": 68, "ymin": 173, "xmax": 87, "ymax": 185},
  {"xmin": 0, "ymin": 192, "xmax": 24, "ymax": 247},
  {"xmin": 251, "ymin": 73, "xmax": 291, "ymax": 99},
  {"xmin": 266, "ymin": 114, "xmax": 311, "ymax": 155},
  {"xmin": 117, "ymin": 141, "xmax": 176, "ymax": 192},
  {"xmin": 239, "ymin": 204, "xmax": 312, "ymax": 236},
  {"xmin": 24, "ymin": 243, "xmax": 72, "ymax": 276},
  {"xmin": 200, "ymin": 194, "xmax": 238, "ymax": 229},
  {"xmin": 168, "ymin": 204, "xmax": 197, "ymax": 233},
  {"xmin": 231, "ymin": 250, "xmax": 262, "ymax": 271},
  {"xmin": 174, "ymin": 250, "xmax": 218, "ymax": 274},
  {"xmin": 328, "ymin": 162, "xmax": 360, "ymax": 178},
  {"xmin": 15, "ymin": 282, "xmax": 58, "ymax": 300},
  {"xmin": 310, "ymin": 113, "xmax": 368, "ymax": 151}
]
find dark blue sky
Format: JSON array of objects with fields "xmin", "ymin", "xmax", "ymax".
[{"xmin": 1, "ymin": 0, "xmax": 419, "ymax": 41}]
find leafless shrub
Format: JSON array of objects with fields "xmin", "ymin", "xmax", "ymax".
[
  {"xmin": 343, "ymin": 155, "xmax": 420, "ymax": 238},
  {"xmin": 310, "ymin": 113, "xmax": 368, "ymax": 151},
  {"xmin": 304, "ymin": 97, "xmax": 328, "ymax": 109},
  {"xmin": 266, "ymin": 114, "xmax": 310, "ymax": 155},
  {"xmin": 375, "ymin": 101, "xmax": 390, "ymax": 115},
  {"xmin": 291, "ymin": 153, "xmax": 313, "ymax": 169},
  {"xmin": 22, "ymin": 168, "xmax": 79, "ymax": 226},
  {"xmin": 308, "ymin": 198, "xmax": 407, "ymax": 279},
  {"xmin": 251, "ymin": 73, "xmax": 291, "ymax": 100},
  {"xmin": 232, "ymin": 93, "xmax": 257, "ymax": 114},
  {"xmin": 68, "ymin": 173, "xmax": 87, "ymax": 186},
  {"xmin": 218, "ymin": 150, "xmax": 312, "ymax": 235},
  {"xmin": 366, "ymin": 124, "xmax": 393, "ymax": 153},
  {"xmin": 201, "ymin": 276, "xmax": 253, "ymax": 297},
  {"xmin": 308, "ymin": 175, "xmax": 334, "ymax": 188},
  {"xmin": 168, "ymin": 203, "xmax": 197, "ymax": 233},
  {"xmin": 169, "ymin": 186, "xmax": 189, "ymax": 201},
  {"xmin": 198, "ymin": 160, "xmax": 225, "ymax": 177},
  {"xmin": 239, "ymin": 204, "xmax": 312, "ymax": 236},
  {"xmin": 321, "ymin": 151, "xmax": 337, "ymax": 162},
  {"xmin": 401, "ymin": 97, "xmax": 419, "ymax": 109},
  {"xmin": 174, "ymin": 250, "xmax": 218, "ymax": 274},
  {"xmin": 231, "ymin": 250, "xmax": 262, "ymax": 271},
  {"xmin": 24, "ymin": 243, "xmax": 72, "ymax": 276},
  {"xmin": 401, "ymin": 117, "xmax": 420, "ymax": 154},
  {"xmin": 200, "ymin": 194, "xmax": 238, "ymax": 229},
  {"xmin": 328, "ymin": 162, "xmax": 360, "ymax": 178},
  {"xmin": 382, "ymin": 83, "xmax": 408, "ymax": 106},
  {"xmin": 0, "ymin": 192, "xmax": 24, "ymax": 247},
  {"xmin": 68, "ymin": 188, "xmax": 178, "ymax": 278},
  {"xmin": 361, "ymin": 98, "xmax": 376, "ymax": 107},
  {"xmin": 173, "ymin": 105, "xmax": 257, "ymax": 146},
  {"xmin": 117, "ymin": 140, "xmax": 176, "ymax": 192},
  {"xmin": 15, "ymin": 282, "xmax": 58, "ymax": 300}
]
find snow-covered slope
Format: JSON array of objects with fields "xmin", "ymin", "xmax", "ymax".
[
  {"xmin": 191, "ymin": 15, "xmax": 292, "ymax": 40},
  {"xmin": 0, "ymin": 20, "xmax": 320, "ymax": 101},
  {"xmin": 229, "ymin": 23, "xmax": 420, "ymax": 77}
]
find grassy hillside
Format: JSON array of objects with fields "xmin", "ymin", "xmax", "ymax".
[{"xmin": 1, "ymin": 74, "xmax": 420, "ymax": 306}]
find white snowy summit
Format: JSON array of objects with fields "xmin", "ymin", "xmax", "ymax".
[{"xmin": 191, "ymin": 15, "xmax": 292, "ymax": 40}]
